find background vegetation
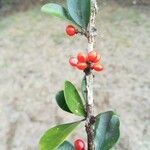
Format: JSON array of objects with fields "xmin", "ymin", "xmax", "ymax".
[{"xmin": 0, "ymin": 0, "xmax": 150, "ymax": 15}]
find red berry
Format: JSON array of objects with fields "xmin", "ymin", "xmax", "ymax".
[
  {"xmin": 93, "ymin": 63, "xmax": 103, "ymax": 72},
  {"xmin": 88, "ymin": 51, "xmax": 97, "ymax": 62},
  {"xmin": 77, "ymin": 52, "xmax": 87, "ymax": 63},
  {"xmin": 77, "ymin": 62, "xmax": 87, "ymax": 70},
  {"xmin": 93, "ymin": 53, "xmax": 101, "ymax": 63},
  {"xmin": 66, "ymin": 25, "xmax": 76, "ymax": 36},
  {"xmin": 69, "ymin": 57, "xmax": 78, "ymax": 66},
  {"xmin": 74, "ymin": 139, "xmax": 85, "ymax": 150}
]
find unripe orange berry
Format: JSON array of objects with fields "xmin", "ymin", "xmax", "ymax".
[
  {"xmin": 93, "ymin": 63, "xmax": 103, "ymax": 71},
  {"xmin": 69, "ymin": 57, "xmax": 78, "ymax": 66},
  {"xmin": 77, "ymin": 62, "xmax": 87, "ymax": 70},
  {"xmin": 88, "ymin": 51, "xmax": 97, "ymax": 62},
  {"xmin": 66, "ymin": 25, "xmax": 76, "ymax": 36},
  {"xmin": 85, "ymin": 55, "xmax": 89, "ymax": 62},
  {"xmin": 74, "ymin": 139, "xmax": 85, "ymax": 150},
  {"xmin": 93, "ymin": 53, "xmax": 101, "ymax": 63},
  {"xmin": 77, "ymin": 52, "xmax": 87, "ymax": 63}
]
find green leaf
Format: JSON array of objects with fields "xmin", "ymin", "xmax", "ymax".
[
  {"xmin": 56, "ymin": 90, "xmax": 72, "ymax": 113},
  {"xmin": 81, "ymin": 76, "xmax": 87, "ymax": 102},
  {"xmin": 67, "ymin": 0, "xmax": 91, "ymax": 28},
  {"xmin": 64, "ymin": 81, "xmax": 86, "ymax": 117},
  {"xmin": 94, "ymin": 111, "xmax": 120, "ymax": 150},
  {"xmin": 41, "ymin": 3, "xmax": 75, "ymax": 24},
  {"xmin": 58, "ymin": 141, "xmax": 74, "ymax": 150},
  {"xmin": 39, "ymin": 121, "xmax": 80, "ymax": 150}
]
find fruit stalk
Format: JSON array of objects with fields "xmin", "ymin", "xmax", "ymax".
[{"xmin": 85, "ymin": 0, "xmax": 98, "ymax": 150}]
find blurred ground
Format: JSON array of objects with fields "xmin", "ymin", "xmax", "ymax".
[{"xmin": 0, "ymin": 1, "xmax": 150, "ymax": 150}]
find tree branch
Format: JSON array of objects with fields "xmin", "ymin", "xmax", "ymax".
[{"xmin": 85, "ymin": 0, "xmax": 98, "ymax": 150}]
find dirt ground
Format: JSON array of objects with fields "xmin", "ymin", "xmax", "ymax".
[{"xmin": 0, "ymin": 2, "xmax": 150, "ymax": 150}]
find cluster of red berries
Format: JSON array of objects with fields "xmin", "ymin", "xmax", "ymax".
[
  {"xmin": 69, "ymin": 51, "xmax": 103, "ymax": 72},
  {"xmin": 74, "ymin": 139, "xmax": 85, "ymax": 150}
]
